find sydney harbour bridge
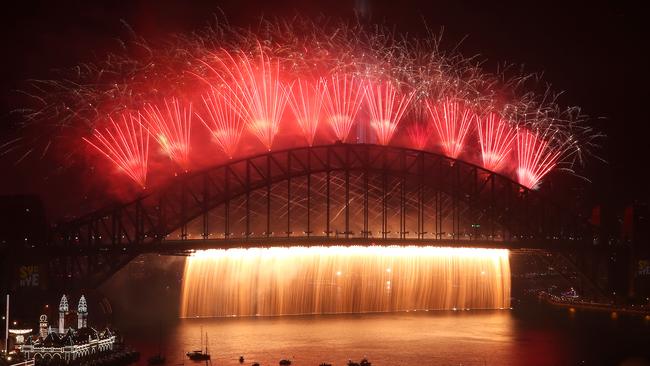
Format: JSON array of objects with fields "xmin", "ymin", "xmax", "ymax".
[{"xmin": 3, "ymin": 143, "xmax": 601, "ymax": 295}]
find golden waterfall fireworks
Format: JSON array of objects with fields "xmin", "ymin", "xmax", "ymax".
[{"xmin": 180, "ymin": 246, "xmax": 511, "ymax": 317}]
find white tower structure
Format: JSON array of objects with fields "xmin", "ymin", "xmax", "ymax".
[
  {"xmin": 77, "ymin": 295, "xmax": 88, "ymax": 329},
  {"xmin": 39, "ymin": 315, "xmax": 48, "ymax": 338},
  {"xmin": 58, "ymin": 295, "xmax": 68, "ymax": 333}
]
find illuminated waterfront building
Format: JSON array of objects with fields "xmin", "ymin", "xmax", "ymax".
[
  {"xmin": 58, "ymin": 295, "xmax": 68, "ymax": 334},
  {"xmin": 20, "ymin": 295, "xmax": 116, "ymax": 362}
]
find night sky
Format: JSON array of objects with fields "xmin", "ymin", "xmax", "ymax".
[{"xmin": 0, "ymin": 0, "xmax": 644, "ymax": 220}]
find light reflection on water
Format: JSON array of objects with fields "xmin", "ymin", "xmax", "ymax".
[{"xmin": 125, "ymin": 310, "xmax": 568, "ymax": 366}]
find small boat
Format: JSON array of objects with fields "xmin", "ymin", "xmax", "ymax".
[
  {"xmin": 149, "ymin": 321, "xmax": 166, "ymax": 365},
  {"xmin": 186, "ymin": 329, "xmax": 210, "ymax": 361},
  {"xmin": 348, "ymin": 359, "xmax": 371, "ymax": 366},
  {"xmin": 279, "ymin": 359, "xmax": 292, "ymax": 365},
  {"xmin": 148, "ymin": 354, "xmax": 166, "ymax": 365},
  {"xmin": 186, "ymin": 350, "xmax": 210, "ymax": 361}
]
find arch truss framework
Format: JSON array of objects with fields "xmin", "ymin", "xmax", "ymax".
[{"xmin": 45, "ymin": 144, "xmax": 587, "ymax": 287}]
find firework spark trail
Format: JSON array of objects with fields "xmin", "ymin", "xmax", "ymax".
[
  {"xmin": 203, "ymin": 45, "xmax": 288, "ymax": 150},
  {"xmin": 365, "ymin": 81, "xmax": 415, "ymax": 145},
  {"xmin": 407, "ymin": 122, "xmax": 431, "ymax": 150},
  {"xmin": 196, "ymin": 88, "xmax": 245, "ymax": 159},
  {"xmin": 516, "ymin": 129, "xmax": 563, "ymax": 189},
  {"xmin": 404, "ymin": 103, "xmax": 433, "ymax": 150},
  {"xmin": 83, "ymin": 112, "xmax": 149, "ymax": 188},
  {"xmin": 141, "ymin": 97, "xmax": 192, "ymax": 169},
  {"xmin": 287, "ymin": 79, "xmax": 324, "ymax": 146},
  {"xmin": 477, "ymin": 113, "xmax": 517, "ymax": 172},
  {"xmin": 322, "ymin": 74, "xmax": 365, "ymax": 142},
  {"xmin": 426, "ymin": 98, "xmax": 475, "ymax": 159},
  {"xmin": 10, "ymin": 16, "xmax": 599, "ymax": 191}
]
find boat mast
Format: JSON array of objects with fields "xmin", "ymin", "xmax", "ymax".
[
  {"xmin": 157, "ymin": 321, "xmax": 162, "ymax": 355},
  {"xmin": 4, "ymin": 294, "xmax": 8, "ymax": 355}
]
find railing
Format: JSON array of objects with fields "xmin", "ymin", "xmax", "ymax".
[{"xmin": 9, "ymin": 359, "xmax": 35, "ymax": 366}]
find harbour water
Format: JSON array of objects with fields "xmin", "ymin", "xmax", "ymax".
[{"xmin": 122, "ymin": 305, "xmax": 650, "ymax": 366}]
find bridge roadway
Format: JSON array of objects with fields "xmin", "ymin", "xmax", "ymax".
[
  {"xmin": 138, "ymin": 237, "xmax": 593, "ymax": 255},
  {"xmin": 24, "ymin": 236, "xmax": 592, "ymax": 257}
]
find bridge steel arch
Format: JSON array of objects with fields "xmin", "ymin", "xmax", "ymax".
[{"xmin": 43, "ymin": 143, "xmax": 588, "ymax": 288}]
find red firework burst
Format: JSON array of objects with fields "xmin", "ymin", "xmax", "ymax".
[
  {"xmin": 426, "ymin": 98, "xmax": 475, "ymax": 159},
  {"xmin": 141, "ymin": 97, "xmax": 192, "ymax": 169},
  {"xmin": 516, "ymin": 129, "xmax": 562, "ymax": 189},
  {"xmin": 196, "ymin": 88, "xmax": 245, "ymax": 159},
  {"xmin": 17, "ymin": 19, "xmax": 596, "ymax": 193},
  {"xmin": 322, "ymin": 74, "xmax": 365, "ymax": 142},
  {"xmin": 477, "ymin": 113, "xmax": 516, "ymax": 172},
  {"xmin": 205, "ymin": 46, "xmax": 288, "ymax": 150},
  {"xmin": 287, "ymin": 79, "xmax": 325, "ymax": 146},
  {"xmin": 365, "ymin": 81, "xmax": 415, "ymax": 145},
  {"xmin": 405, "ymin": 103, "xmax": 433, "ymax": 150},
  {"xmin": 407, "ymin": 122, "xmax": 431, "ymax": 150},
  {"xmin": 83, "ymin": 112, "xmax": 149, "ymax": 188}
]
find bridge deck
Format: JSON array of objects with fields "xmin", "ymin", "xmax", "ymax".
[{"xmin": 27, "ymin": 237, "xmax": 591, "ymax": 257}]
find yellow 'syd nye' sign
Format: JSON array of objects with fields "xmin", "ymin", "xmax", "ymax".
[{"xmin": 18, "ymin": 265, "xmax": 40, "ymax": 287}]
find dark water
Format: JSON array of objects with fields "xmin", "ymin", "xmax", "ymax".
[{"xmin": 122, "ymin": 303, "xmax": 650, "ymax": 366}]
